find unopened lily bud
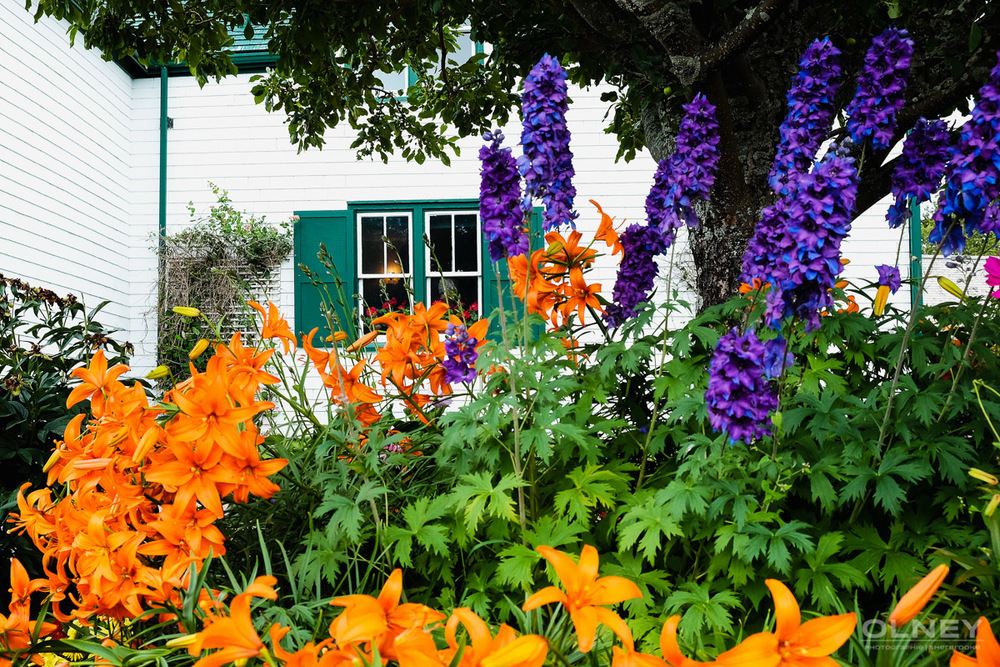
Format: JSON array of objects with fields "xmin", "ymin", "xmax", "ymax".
[
  {"xmin": 346, "ymin": 331, "xmax": 379, "ymax": 352},
  {"xmin": 146, "ymin": 365, "xmax": 170, "ymax": 379},
  {"xmin": 325, "ymin": 331, "xmax": 350, "ymax": 343},
  {"xmin": 937, "ymin": 277, "xmax": 965, "ymax": 300},
  {"xmin": 987, "ymin": 494, "xmax": 1000, "ymax": 518},
  {"xmin": 172, "ymin": 306, "xmax": 202, "ymax": 317},
  {"xmin": 970, "ymin": 468, "xmax": 1000, "ymax": 486},
  {"xmin": 188, "ymin": 338, "xmax": 210, "ymax": 360},
  {"xmin": 165, "ymin": 635, "xmax": 198, "ymax": 648},
  {"xmin": 42, "ymin": 448, "xmax": 62, "ymax": 473}
]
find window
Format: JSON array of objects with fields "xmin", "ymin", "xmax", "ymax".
[{"xmin": 294, "ymin": 201, "xmax": 499, "ymax": 338}]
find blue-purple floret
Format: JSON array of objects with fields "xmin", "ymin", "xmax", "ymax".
[
  {"xmin": 442, "ymin": 323, "xmax": 478, "ymax": 384},
  {"xmin": 876, "ymin": 264, "xmax": 902, "ymax": 294},
  {"xmin": 741, "ymin": 195, "xmax": 794, "ymax": 288},
  {"xmin": 933, "ymin": 55, "xmax": 1000, "ymax": 254},
  {"xmin": 480, "ymin": 131, "xmax": 528, "ymax": 262},
  {"xmin": 886, "ymin": 118, "xmax": 951, "ymax": 229},
  {"xmin": 518, "ymin": 54, "xmax": 577, "ymax": 232},
  {"xmin": 603, "ymin": 224, "xmax": 666, "ymax": 327},
  {"xmin": 645, "ymin": 94, "xmax": 720, "ymax": 246},
  {"xmin": 769, "ymin": 38, "xmax": 842, "ymax": 196},
  {"xmin": 845, "ymin": 27, "xmax": 914, "ymax": 150},
  {"xmin": 706, "ymin": 327, "xmax": 781, "ymax": 444},
  {"xmin": 768, "ymin": 149, "xmax": 859, "ymax": 331}
]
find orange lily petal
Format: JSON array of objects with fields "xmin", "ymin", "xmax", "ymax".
[
  {"xmin": 578, "ymin": 545, "xmax": 600, "ymax": 583},
  {"xmin": 570, "ymin": 605, "xmax": 599, "ymax": 653},
  {"xmin": 765, "ymin": 579, "xmax": 801, "ymax": 641},
  {"xmin": 537, "ymin": 546, "xmax": 585, "ymax": 594},
  {"xmin": 378, "ymin": 569, "xmax": 403, "ymax": 613},
  {"xmin": 714, "ymin": 632, "xmax": 781, "ymax": 667},
  {"xmin": 977, "ymin": 617, "xmax": 1000, "ymax": 666},
  {"xmin": 595, "ymin": 607, "xmax": 634, "ymax": 651},
  {"xmin": 446, "ymin": 608, "xmax": 493, "ymax": 651},
  {"xmin": 795, "ymin": 613, "xmax": 858, "ymax": 658},
  {"xmin": 481, "ymin": 635, "xmax": 548, "ymax": 667},
  {"xmin": 950, "ymin": 651, "xmax": 979, "ymax": 667},
  {"xmin": 590, "ymin": 576, "xmax": 642, "ymax": 606},
  {"xmin": 523, "ymin": 586, "xmax": 568, "ymax": 611}
]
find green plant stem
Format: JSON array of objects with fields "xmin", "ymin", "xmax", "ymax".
[
  {"xmin": 875, "ymin": 225, "xmax": 951, "ymax": 453},
  {"xmin": 937, "ymin": 296, "xmax": 998, "ymax": 421},
  {"xmin": 492, "ymin": 263, "xmax": 527, "ymax": 532}
]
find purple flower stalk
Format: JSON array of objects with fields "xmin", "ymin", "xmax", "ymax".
[
  {"xmin": 845, "ymin": 27, "xmax": 914, "ymax": 150},
  {"xmin": 604, "ymin": 224, "xmax": 666, "ymax": 327},
  {"xmin": 706, "ymin": 327, "xmax": 780, "ymax": 444},
  {"xmin": 518, "ymin": 54, "xmax": 577, "ymax": 231},
  {"xmin": 876, "ymin": 264, "xmax": 902, "ymax": 294},
  {"xmin": 769, "ymin": 37, "xmax": 842, "ymax": 196},
  {"xmin": 886, "ymin": 118, "xmax": 951, "ymax": 229},
  {"xmin": 741, "ymin": 195, "xmax": 794, "ymax": 288},
  {"xmin": 480, "ymin": 131, "xmax": 528, "ymax": 262},
  {"xmin": 442, "ymin": 323, "xmax": 478, "ymax": 384},
  {"xmin": 935, "ymin": 53, "xmax": 1000, "ymax": 253},
  {"xmin": 768, "ymin": 148, "xmax": 859, "ymax": 331},
  {"xmin": 645, "ymin": 94, "xmax": 721, "ymax": 245}
]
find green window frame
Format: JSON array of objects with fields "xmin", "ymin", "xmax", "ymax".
[{"xmin": 294, "ymin": 200, "xmax": 507, "ymax": 340}]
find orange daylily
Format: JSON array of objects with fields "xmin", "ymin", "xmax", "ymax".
[
  {"xmin": 188, "ymin": 578, "xmax": 278, "ymax": 667},
  {"xmin": 328, "ymin": 569, "xmax": 445, "ymax": 660},
  {"xmin": 396, "ymin": 608, "xmax": 547, "ymax": 667},
  {"xmin": 66, "ymin": 349, "xmax": 129, "ymax": 415},
  {"xmin": 545, "ymin": 231, "xmax": 598, "ymax": 268},
  {"xmin": 714, "ymin": 580, "xmax": 855, "ymax": 667},
  {"xmin": 523, "ymin": 545, "xmax": 640, "ymax": 652},
  {"xmin": 248, "ymin": 300, "xmax": 297, "ymax": 353},
  {"xmin": 739, "ymin": 279, "xmax": 770, "ymax": 294},
  {"xmin": 661, "ymin": 616, "xmax": 714, "ymax": 667},
  {"xmin": 951, "ymin": 617, "xmax": 1000, "ymax": 667},
  {"xmin": 887, "ymin": 564, "xmax": 949, "ymax": 628},
  {"xmin": 590, "ymin": 200, "xmax": 623, "ymax": 257},
  {"xmin": 560, "ymin": 268, "xmax": 603, "ymax": 324}
]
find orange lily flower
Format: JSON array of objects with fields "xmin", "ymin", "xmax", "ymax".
[
  {"xmin": 739, "ymin": 279, "xmax": 769, "ymax": 294},
  {"xmin": 714, "ymin": 580, "xmax": 855, "ymax": 667},
  {"xmin": 660, "ymin": 616, "xmax": 714, "ymax": 667},
  {"xmin": 590, "ymin": 200, "xmax": 623, "ymax": 257},
  {"xmin": 66, "ymin": 350, "xmax": 129, "ymax": 415},
  {"xmin": 951, "ymin": 617, "xmax": 1000, "ymax": 667},
  {"xmin": 328, "ymin": 569, "xmax": 445, "ymax": 660},
  {"xmin": 545, "ymin": 231, "xmax": 597, "ymax": 268},
  {"xmin": 560, "ymin": 268, "xmax": 602, "ymax": 325},
  {"xmin": 248, "ymin": 300, "xmax": 297, "ymax": 353},
  {"xmin": 523, "ymin": 545, "xmax": 640, "ymax": 652},
  {"xmin": 887, "ymin": 564, "xmax": 949, "ymax": 628},
  {"xmin": 188, "ymin": 587, "xmax": 275, "ymax": 667},
  {"xmin": 395, "ymin": 608, "xmax": 547, "ymax": 667}
]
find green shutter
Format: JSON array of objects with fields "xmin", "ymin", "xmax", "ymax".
[{"xmin": 294, "ymin": 210, "xmax": 361, "ymax": 340}]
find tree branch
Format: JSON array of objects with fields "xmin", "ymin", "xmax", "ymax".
[{"xmin": 697, "ymin": 0, "xmax": 790, "ymax": 76}]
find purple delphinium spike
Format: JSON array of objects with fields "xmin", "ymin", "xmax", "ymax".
[
  {"xmin": 706, "ymin": 327, "xmax": 780, "ymax": 444},
  {"xmin": 645, "ymin": 94, "xmax": 721, "ymax": 246},
  {"xmin": 518, "ymin": 54, "xmax": 577, "ymax": 232},
  {"xmin": 442, "ymin": 323, "xmax": 478, "ymax": 384},
  {"xmin": 480, "ymin": 131, "xmax": 528, "ymax": 262},
  {"xmin": 876, "ymin": 264, "xmax": 902, "ymax": 294},
  {"xmin": 768, "ymin": 148, "xmax": 859, "ymax": 331},
  {"xmin": 741, "ymin": 195, "xmax": 795, "ymax": 288},
  {"xmin": 935, "ymin": 54, "xmax": 1000, "ymax": 253},
  {"xmin": 604, "ymin": 224, "xmax": 666, "ymax": 327},
  {"xmin": 886, "ymin": 118, "xmax": 951, "ymax": 229},
  {"xmin": 769, "ymin": 38, "xmax": 842, "ymax": 196},
  {"xmin": 845, "ymin": 27, "xmax": 914, "ymax": 150}
]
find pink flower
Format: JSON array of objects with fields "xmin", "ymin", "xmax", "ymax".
[{"xmin": 986, "ymin": 256, "xmax": 1000, "ymax": 298}]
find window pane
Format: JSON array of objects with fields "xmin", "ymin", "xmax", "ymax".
[
  {"xmin": 377, "ymin": 69, "xmax": 408, "ymax": 95},
  {"xmin": 454, "ymin": 214, "xmax": 479, "ymax": 272},
  {"xmin": 361, "ymin": 217, "xmax": 385, "ymax": 275},
  {"xmin": 430, "ymin": 276, "xmax": 479, "ymax": 316},
  {"xmin": 428, "ymin": 214, "xmax": 453, "ymax": 272},
  {"xmin": 386, "ymin": 215, "xmax": 410, "ymax": 273},
  {"xmin": 361, "ymin": 278, "xmax": 409, "ymax": 317}
]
